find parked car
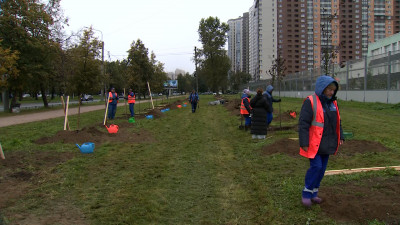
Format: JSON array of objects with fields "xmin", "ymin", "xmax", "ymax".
[{"xmin": 81, "ymin": 94, "xmax": 93, "ymax": 101}]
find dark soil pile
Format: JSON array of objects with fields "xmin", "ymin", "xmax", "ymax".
[
  {"xmin": 268, "ymin": 124, "xmax": 298, "ymax": 132},
  {"xmin": 320, "ymin": 176, "xmax": 400, "ymax": 224},
  {"xmin": 34, "ymin": 122, "xmax": 155, "ymax": 146},
  {"xmin": 166, "ymin": 99, "xmax": 184, "ymax": 110},
  {"xmin": 261, "ymin": 138, "xmax": 399, "ymax": 223},
  {"xmin": 273, "ymin": 111, "xmax": 298, "ymax": 122},
  {"xmin": 224, "ymin": 99, "xmax": 241, "ymax": 116},
  {"xmin": 261, "ymin": 139, "xmax": 389, "ymax": 157},
  {"xmin": 0, "ymin": 151, "xmax": 75, "ymax": 208}
]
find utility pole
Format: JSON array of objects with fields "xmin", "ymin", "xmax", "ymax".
[{"xmin": 194, "ymin": 46, "xmax": 198, "ymax": 93}]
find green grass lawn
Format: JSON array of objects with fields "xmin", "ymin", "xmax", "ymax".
[{"xmin": 0, "ymin": 95, "xmax": 399, "ymax": 224}]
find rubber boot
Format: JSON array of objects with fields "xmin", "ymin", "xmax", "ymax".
[
  {"xmin": 302, "ymin": 197, "xmax": 312, "ymax": 208},
  {"xmin": 245, "ymin": 125, "xmax": 250, "ymax": 131},
  {"xmin": 311, "ymin": 197, "xmax": 323, "ymax": 204}
]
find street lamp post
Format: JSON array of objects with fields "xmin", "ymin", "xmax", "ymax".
[{"xmin": 194, "ymin": 46, "xmax": 199, "ymax": 93}]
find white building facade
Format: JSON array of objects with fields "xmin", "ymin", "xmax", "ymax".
[
  {"xmin": 227, "ymin": 17, "xmax": 243, "ymax": 73},
  {"xmin": 249, "ymin": 0, "xmax": 276, "ymax": 80}
]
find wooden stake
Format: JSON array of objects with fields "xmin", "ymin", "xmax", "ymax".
[
  {"xmin": 147, "ymin": 81, "xmax": 154, "ymax": 109},
  {"xmin": 325, "ymin": 166, "xmax": 400, "ymax": 176},
  {"xmin": 104, "ymin": 94, "xmax": 110, "ymax": 125},
  {"xmin": 124, "ymin": 88, "xmax": 128, "ymax": 118},
  {"xmin": 63, "ymin": 96, "xmax": 70, "ymax": 131},
  {"xmin": 61, "ymin": 96, "xmax": 70, "ymax": 130},
  {"xmin": 0, "ymin": 142, "xmax": 5, "ymax": 160}
]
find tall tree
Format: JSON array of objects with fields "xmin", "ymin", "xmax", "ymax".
[
  {"xmin": 67, "ymin": 27, "xmax": 102, "ymax": 96},
  {"xmin": 0, "ymin": 41, "xmax": 19, "ymax": 111},
  {"xmin": 126, "ymin": 39, "xmax": 153, "ymax": 98},
  {"xmin": 197, "ymin": 16, "xmax": 231, "ymax": 92},
  {"xmin": 0, "ymin": 0, "xmax": 64, "ymax": 108},
  {"xmin": 149, "ymin": 52, "xmax": 168, "ymax": 94},
  {"xmin": 177, "ymin": 73, "xmax": 194, "ymax": 94}
]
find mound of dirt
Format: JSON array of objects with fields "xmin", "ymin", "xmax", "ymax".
[
  {"xmin": 262, "ymin": 138, "xmax": 399, "ymax": 223},
  {"xmin": 320, "ymin": 176, "xmax": 400, "ymax": 224},
  {"xmin": 34, "ymin": 122, "xmax": 155, "ymax": 146},
  {"xmin": 224, "ymin": 99, "xmax": 241, "ymax": 116},
  {"xmin": 261, "ymin": 139, "xmax": 388, "ymax": 157},
  {"xmin": 0, "ymin": 151, "xmax": 75, "ymax": 208},
  {"xmin": 273, "ymin": 111, "xmax": 298, "ymax": 122},
  {"xmin": 268, "ymin": 124, "xmax": 298, "ymax": 132}
]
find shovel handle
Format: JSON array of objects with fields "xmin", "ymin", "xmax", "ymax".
[{"xmin": 0, "ymin": 143, "xmax": 5, "ymax": 160}]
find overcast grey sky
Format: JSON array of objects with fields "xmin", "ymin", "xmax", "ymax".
[{"xmin": 60, "ymin": 0, "xmax": 253, "ymax": 74}]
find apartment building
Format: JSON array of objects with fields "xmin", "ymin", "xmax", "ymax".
[
  {"xmin": 277, "ymin": 0, "xmax": 399, "ymax": 75},
  {"xmin": 227, "ymin": 13, "xmax": 250, "ymax": 76},
  {"xmin": 228, "ymin": 0, "xmax": 399, "ymax": 81},
  {"xmin": 249, "ymin": 0, "xmax": 276, "ymax": 80},
  {"xmin": 227, "ymin": 17, "xmax": 244, "ymax": 73}
]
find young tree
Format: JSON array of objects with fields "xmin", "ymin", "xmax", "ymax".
[
  {"xmin": 268, "ymin": 55, "xmax": 287, "ymax": 129},
  {"xmin": 197, "ymin": 16, "xmax": 231, "ymax": 92},
  {"xmin": 64, "ymin": 27, "xmax": 102, "ymax": 129},
  {"xmin": 268, "ymin": 56, "xmax": 287, "ymax": 88}
]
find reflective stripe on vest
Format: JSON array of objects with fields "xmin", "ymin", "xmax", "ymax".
[
  {"xmin": 299, "ymin": 94, "xmax": 341, "ymax": 159},
  {"xmin": 240, "ymin": 97, "xmax": 252, "ymax": 115},
  {"xmin": 128, "ymin": 94, "xmax": 135, "ymax": 104}
]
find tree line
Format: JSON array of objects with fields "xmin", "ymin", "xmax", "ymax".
[{"xmin": 0, "ymin": 0, "xmax": 252, "ymax": 112}]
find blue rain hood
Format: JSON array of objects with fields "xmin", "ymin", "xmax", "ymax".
[
  {"xmin": 315, "ymin": 75, "xmax": 338, "ymax": 97},
  {"xmin": 266, "ymin": 85, "xmax": 274, "ymax": 94}
]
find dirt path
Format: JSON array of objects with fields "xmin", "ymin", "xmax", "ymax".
[{"xmin": 0, "ymin": 97, "xmax": 181, "ymax": 128}]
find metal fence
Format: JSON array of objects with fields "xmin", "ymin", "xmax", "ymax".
[{"xmin": 245, "ymin": 50, "xmax": 400, "ymax": 104}]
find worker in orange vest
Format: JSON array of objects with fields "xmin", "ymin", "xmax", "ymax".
[
  {"xmin": 107, "ymin": 87, "xmax": 119, "ymax": 120},
  {"xmin": 126, "ymin": 88, "xmax": 136, "ymax": 117},
  {"xmin": 240, "ymin": 89, "xmax": 252, "ymax": 131},
  {"xmin": 298, "ymin": 75, "xmax": 344, "ymax": 208}
]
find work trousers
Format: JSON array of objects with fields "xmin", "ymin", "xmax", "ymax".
[
  {"xmin": 108, "ymin": 103, "xmax": 117, "ymax": 119},
  {"xmin": 129, "ymin": 103, "xmax": 135, "ymax": 117},
  {"xmin": 191, "ymin": 102, "xmax": 197, "ymax": 113},
  {"xmin": 302, "ymin": 154, "xmax": 330, "ymax": 199},
  {"xmin": 243, "ymin": 114, "xmax": 251, "ymax": 126},
  {"xmin": 267, "ymin": 112, "xmax": 273, "ymax": 125}
]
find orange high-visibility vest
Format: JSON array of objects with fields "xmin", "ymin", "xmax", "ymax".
[
  {"xmin": 299, "ymin": 94, "xmax": 341, "ymax": 159},
  {"xmin": 128, "ymin": 93, "xmax": 135, "ymax": 104},
  {"xmin": 240, "ymin": 97, "xmax": 252, "ymax": 115},
  {"xmin": 108, "ymin": 92, "xmax": 117, "ymax": 103}
]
